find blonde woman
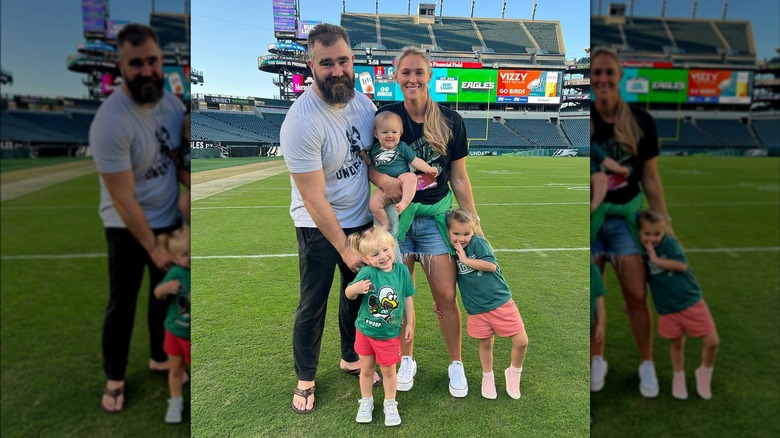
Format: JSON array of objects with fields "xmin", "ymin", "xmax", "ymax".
[
  {"xmin": 590, "ymin": 47, "xmax": 671, "ymax": 398},
  {"xmin": 370, "ymin": 46, "xmax": 481, "ymax": 398}
]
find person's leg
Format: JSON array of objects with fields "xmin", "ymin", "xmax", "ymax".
[
  {"xmin": 590, "ymin": 254, "xmax": 608, "ymax": 358},
  {"xmin": 421, "ymin": 254, "xmax": 461, "ymax": 361},
  {"xmin": 399, "ymin": 254, "xmax": 416, "ymax": 358},
  {"xmin": 359, "ymin": 354, "xmax": 378, "ymax": 399},
  {"xmin": 669, "ymin": 337, "xmax": 687, "ymax": 399},
  {"xmin": 613, "ymin": 255, "xmax": 653, "ymax": 361},
  {"xmin": 101, "ymin": 228, "xmax": 146, "ymax": 411},
  {"xmin": 370, "ymin": 190, "xmax": 391, "ymax": 230},
  {"xmin": 478, "ymin": 337, "xmax": 494, "ymax": 372},
  {"xmin": 696, "ymin": 329, "xmax": 719, "ymax": 399},
  {"xmin": 396, "ymin": 173, "xmax": 418, "ymax": 214},
  {"xmin": 670, "ymin": 337, "xmax": 685, "ymax": 373},
  {"xmin": 146, "ymin": 230, "xmax": 171, "ymax": 366},
  {"xmin": 701, "ymin": 329, "xmax": 719, "ymax": 368},
  {"xmin": 292, "ymin": 227, "xmax": 339, "ymax": 410},
  {"xmin": 380, "ymin": 363, "xmax": 398, "ymax": 401},
  {"xmin": 168, "ymin": 354, "xmax": 185, "ymax": 398},
  {"xmin": 509, "ymin": 330, "xmax": 529, "ymax": 369}
]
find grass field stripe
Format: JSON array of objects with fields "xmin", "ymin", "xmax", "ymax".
[
  {"xmin": 1, "ymin": 253, "xmax": 105, "ymax": 260},
  {"xmin": 684, "ymin": 246, "xmax": 780, "ymax": 253}
]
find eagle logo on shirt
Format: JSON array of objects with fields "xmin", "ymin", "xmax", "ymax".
[
  {"xmin": 368, "ymin": 286, "xmax": 399, "ymax": 323},
  {"xmin": 373, "ymin": 149, "xmax": 397, "ymax": 165}
]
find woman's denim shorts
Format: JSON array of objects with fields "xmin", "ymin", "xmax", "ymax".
[
  {"xmin": 398, "ymin": 216, "xmax": 451, "ymax": 256},
  {"xmin": 591, "ymin": 216, "xmax": 642, "ymax": 256}
]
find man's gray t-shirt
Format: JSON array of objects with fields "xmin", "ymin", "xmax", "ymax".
[
  {"xmin": 280, "ymin": 89, "xmax": 376, "ymax": 228},
  {"xmin": 90, "ymin": 89, "xmax": 185, "ymax": 229}
]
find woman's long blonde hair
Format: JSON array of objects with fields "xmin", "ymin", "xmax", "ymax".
[
  {"xmin": 395, "ymin": 47, "xmax": 451, "ymax": 155},
  {"xmin": 590, "ymin": 47, "xmax": 643, "ymax": 156}
]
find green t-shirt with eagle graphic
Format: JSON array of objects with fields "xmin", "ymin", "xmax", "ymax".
[{"xmin": 350, "ymin": 263, "xmax": 416, "ymax": 340}]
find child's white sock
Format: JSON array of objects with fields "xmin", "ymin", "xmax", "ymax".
[
  {"xmin": 483, "ymin": 370, "xmax": 494, "ymax": 378},
  {"xmin": 509, "ymin": 365, "xmax": 522, "ymax": 376}
]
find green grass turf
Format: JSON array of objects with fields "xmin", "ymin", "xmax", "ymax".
[
  {"xmin": 0, "ymin": 165, "xmax": 190, "ymax": 437},
  {"xmin": 0, "ymin": 157, "xmax": 91, "ymax": 173},
  {"xmin": 191, "ymin": 156, "xmax": 591, "ymax": 437},
  {"xmin": 190, "ymin": 156, "xmax": 284, "ymax": 173},
  {"xmin": 590, "ymin": 157, "xmax": 780, "ymax": 437}
]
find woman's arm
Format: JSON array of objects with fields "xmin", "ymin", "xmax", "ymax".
[
  {"xmin": 642, "ymin": 157, "xmax": 669, "ymax": 218},
  {"xmin": 450, "ymin": 157, "xmax": 483, "ymax": 235}
]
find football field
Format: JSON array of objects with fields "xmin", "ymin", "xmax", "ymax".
[
  {"xmin": 191, "ymin": 156, "xmax": 592, "ymax": 437},
  {"xmin": 591, "ymin": 157, "xmax": 780, "ymax": 437}
]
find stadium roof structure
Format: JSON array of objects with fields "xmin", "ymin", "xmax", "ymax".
[
  {"xmin": 341, "ymin": 12, "xmax": 567, "ymax": 69},
  {"xmin": 150, "ymin": 12, "xmax": 190, "ymax": 66},
  {"xmin": 591, "ymin": 15, "xmax": 756, "ymax": 68}
]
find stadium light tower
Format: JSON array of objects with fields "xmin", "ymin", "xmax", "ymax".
[
  {"xmin": 692, "ymin": 0, "xmax": 697, "ymax": 18},
  {"xmin": 471, "ymin": 0, "xmax": 474, "ymax": 17},
  {"xmin": 532, "ymin": 1, "xmax": 537, "ymax": 21},
  {"xmin": 722, "ymin": 0, "xmax": 728, "ymax": 19},
  {"xmin": 661, "ymin": 0, "xmax": 666, "ymax": 17}
]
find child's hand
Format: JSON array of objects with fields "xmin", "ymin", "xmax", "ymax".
[
  {"xmin": 618, "ymin": 166, "xmax": 630, "ymax": 176},
  {"xmin": 404, "ymin": 325, "xmax": 414, "ymax": 343},
  {"xmin": 453, "ymin": 241, "xmax": 466, "ymax": 260},
  {"xmin": 427, "ymin": 167, "xmax": 439, "ymax": 177},
  {"xmin": 432, "ymin": 302, "xmax": 443, "ymax": 320},
  {"xmin": 353, "ymin": 279, "xmax": 372, "ymax": 295},
  {"xmin": 643, "ymin": 242, "xmax": 657, "ymax": 260}
]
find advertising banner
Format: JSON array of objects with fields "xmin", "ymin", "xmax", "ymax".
[
  {"xmin": 357, "ymin": 66, "xmax": 561, "ymax": 104},
  {"xmin": 495, "ymin": 70, "xmax": 560, "ymax": 103},
  {"xmin": 297, "ymin": 20, "xmax": 321, "ymax": 40},
  {"xmin": 273, "ymin": 0, "xmax": 296, "ymax": 38},
  {"xmin": 292, "ymin": 74, "xmax": 306, "ymax": 94},
  {"xmin": 618, "ymin": 68, "xmax": 752, "ymax": 104},
  {"xmin": 688, "ymin": 70, "xmax": 751, "ymax": 104},
  {"xmin": 82, "ymin": 0, "xmax": 106, "ymax": 38}
]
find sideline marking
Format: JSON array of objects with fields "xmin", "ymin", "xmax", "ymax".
[{"xmin": 4, "ymin": 246, "xmax": 778, "ymax": 261}]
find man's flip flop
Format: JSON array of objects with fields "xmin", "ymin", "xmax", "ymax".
[
  {"xmin": 292, "ymin": 386, "xmax": 316, "ymax": 414},
  {"xmin": 101, "ymin": 386, "xmax": 125, "ymax": 413}
]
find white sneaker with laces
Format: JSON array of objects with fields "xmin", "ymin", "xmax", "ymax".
[
  {"xmin": 356, "ymin": 397, "xmax": 373, "ymax": 423},
  {"xmin": 383, "ymin": 399, "xmax": 401, "ymax": 426},
  {"xmin": 590, "ymin": 356, "xmax": 608, "ymax": 392},
  {"xmin": 165, "ymin": 397, "xmax": 183, "ymax": 424},
  {"xmin": 639, "ymin": 361, "xmax": 659, "ymax": 398},
  {"xmin": 448, "ymin": 360, "xmax": 468, "ymax": 398},
  {"xmin": 397, "ymin": 356, "xmax": 417, "ymax": 391}
]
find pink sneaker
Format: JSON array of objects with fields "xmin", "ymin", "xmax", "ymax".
[
  {"xmin": 695, "ymin": 367, "xmax": 713, "ymax": 400},
  {"xmin": 672, "ymin": 372, "xmax": 688, "ymax": 400},
  {"xmin": 481, "ymin": 373, "xmax": 497, "ymax": 399},
  {"xmin": 504, "ymin": 367, "xmax": 521, "ymax": 400}
]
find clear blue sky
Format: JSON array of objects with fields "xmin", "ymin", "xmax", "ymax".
[
  {"xmin": 0, "ymin": 0, "xmax": 186, "ymax": 99},
  {"xmin": 192, "ymin": 0, "xmax": 591, "ymax": 99}
]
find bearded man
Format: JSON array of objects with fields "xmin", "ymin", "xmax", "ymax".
[
  {"xmin": 279, "ymin": 23, "xmax": 381, "ymax": 413},
  {"xmin": 89, "ymin": 23, "xmax": 187, "ymax": 413}
]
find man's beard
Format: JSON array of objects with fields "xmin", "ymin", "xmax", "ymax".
[
  {"xmin": 314, "ymin": 72, "xmax": 355, "ymax": 105},
  {"xmin": 125, "ymin": 73, "xmax": 164, "ymax": 104}
]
